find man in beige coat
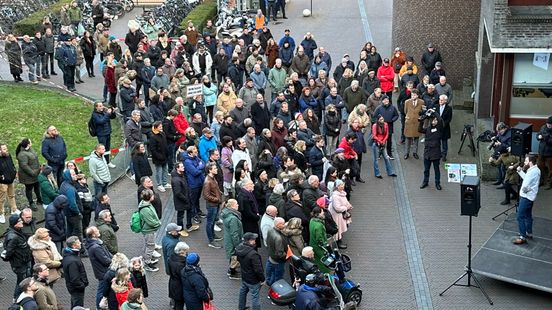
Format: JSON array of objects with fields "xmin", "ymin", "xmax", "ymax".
[{"xmin": 404, "ymin": 89, "xmax": 424, "ymax": 159}]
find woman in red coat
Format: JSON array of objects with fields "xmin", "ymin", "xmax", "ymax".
[
  {"xmin": 104, "ymin": 56, "xmax": 118, "ymax": 107},
  {"xmin": 371, "ymin": 114, "xmax": 397, "ymax": 178},
  {"xmin": 376, "ymin": 58, "xmax": 395, "ymax": 98},
  {"xmin": 271, "ymin": 117, "xmax": 288, "ymax": 149},
  {"xmin": 173, "ymin": 107, "xmax": 190, "ymax": 146}
]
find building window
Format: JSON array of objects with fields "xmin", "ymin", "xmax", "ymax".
[{"xmin": 511, "ymin": 53, "xmax": 552, "ymax": 118}]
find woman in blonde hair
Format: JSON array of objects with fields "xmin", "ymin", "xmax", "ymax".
[
  {"xmin": 27, "ymin": 228, "xmax": 63, "ymax": 285},
  {"xmin": 293, "ymin": 140, "xmax": 308, "ymax": 172},
  {"xmin": 101, "ymin": 253, "xmax": 130, "ymax": 310},
  {"xmin": 282, "ymin": 217, "xmax": 305, "ymax": 256},
  {"xmin": 112, "ymin": 268, "xmax": 134, "ymax": 309},
  {"xmin": 337, "ymin": 68, "xmax": 354, "ymax": 96},
  {"xmin": 129, "ymin": 256, "xmax": 148, "ymax": 298}
]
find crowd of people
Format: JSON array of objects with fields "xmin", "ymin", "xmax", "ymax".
[{"xmin": 0, "ymin": 4, "xmax": 467, "ymax": 308}]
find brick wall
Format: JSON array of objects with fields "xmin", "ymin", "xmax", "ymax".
[{"xmin": 392, "ymin": 0, "xmax": 481, "ymax": 89}]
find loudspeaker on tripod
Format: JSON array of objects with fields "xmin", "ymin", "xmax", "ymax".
[
  {"xmin": 511, "ymin": 123, "xmax": 533, "ymax": 157},
  {"xmin": 461, "ymin": 176, "xmax": 480, "ymax": 217}
]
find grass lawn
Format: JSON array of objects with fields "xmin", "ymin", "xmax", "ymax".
[
  {"xmin": 0, "ymin": 83, "xmax": 123, "ymax": 234},
  {"xmin": 0, "ymin": 83, "xmax": 123, "ymax": 171}
]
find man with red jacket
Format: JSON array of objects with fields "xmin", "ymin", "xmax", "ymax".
[{"xmin": 377, "ymin": 58, "xmax": 394, "ymax": 98}]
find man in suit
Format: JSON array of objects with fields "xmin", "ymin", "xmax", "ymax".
[{"xmin": 437, "ymin": 94, "xmax": 453, "ymax": 162}]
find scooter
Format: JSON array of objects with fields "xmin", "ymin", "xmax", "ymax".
[{"xmin": 268, "ymin": 244, "xmax": 362, "ymax": 309}]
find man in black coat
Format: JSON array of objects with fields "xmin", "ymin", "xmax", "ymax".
[
  {"xmin": 62, "ymin": 236, "xmax": 89, "ymax": 308},
  {"xmin": 421, "ymin": 43, "xmax": 443, "ymax": 76},
  {"xmin": 284, "ymin": 189, "xmax": 310, "ymax": 241},
  {"xmin": 84, "ymin": 226, "xmax": 113, "ymax": 309},
  {"xmin": 171, "ymin": 162, "xmax": 195, "ymax": 231},
  {"xmin": 250, "ymin": 94, "xmax": 271, "ymax": 136},
  {"xmin": 302, "ymin": 175, "xmax": 323, "ymax": 216},
  {"xmin": 45, "ymin": 195, "xmax": 69, "ymax": 252},
  {"xmin": 93, "ymin": 192, "xmax": 119, "ymax": 231},
  {"xmin": 168, "ymin": 242, "xmax": 189, "ymax": 310},
  {"xmin": 437, "ymin": 94, "xmax": 453, "ymax": 162},
  {"xmin": 420, "ymin": 115, "xmax": 444, "ymax": 190},
  {"xmin": 219, "ymin": 115, "xmax": 241, "ymax": 141},
  {"xmin": 236, "ymin": 232, "xmax": 265, "ymax": 310},
  {"xmin": 374, "ymin": 95, "xmax": 399, "ymax": 159},
  {"xmin": 149, "ymin": 121, "xmax": 170, "ymax": 191},
  {"xmin": 162, "ymin": 110, "xmax": 181, "ymax": 173},
  {"xmin": 91, "ymin": 102, "xmax": 117, "ymax": 165},
  {"xmin": 4, "ymin": 214, "xmax": 33, "ymax": 299},
  {"xmin": 41, "ymin": 126, "xmax": 68, "ymax": 185},
  {"xmin": 212, "ymin": 48, "xmax": 230, "ymax": 84},
  {"xmin": 537, "ymin": 117, "xmax": 552, "ymax": 189},
  {"xmin": 119, "ymin": 79, "xmax": 137, "ymax": 121}
]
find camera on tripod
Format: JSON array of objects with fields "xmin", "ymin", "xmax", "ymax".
[
  {"xmin": 487, "ymin": 136, "xmax": 498, "ymax": 150},
  {"xmin": 418, "ymin": 107, "xmax": 436, "ymax": 121}
]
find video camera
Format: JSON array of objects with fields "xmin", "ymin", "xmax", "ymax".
[
  {"xmin": 418, "ymin": 107, "xmax": 436, "ymax": 121},
  {"xmin": 487, "ymin": 136, "xmax": 498, "ymax": 150}
]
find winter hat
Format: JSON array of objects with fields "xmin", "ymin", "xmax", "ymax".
[
  {"xmin": 42, "ymin": 165, "xmax": 53, "ymax": 176},
  {"xmin": 186, "ymin": 252, "xmax": 200, "ymax": 265},
  {"xmin": 547, "ymin": 116, "xmax": 552, "ymax": 124},
  {"xmin": 294, "ymin": 113, "xmax": 303, "ymax": 120},
  {"xmin": 9, "ymin": 214, "xmax": 20, "ymax": 227},
  {"xmin": 316, "ymin": 196, "xmax": 329, "ymax": 208},
  {"xmin": 109, "ymin": 35, "xmax": 116, "ymax": 42},
  {"xmin": 243, "ymin": 232, "xmax": 258, "ymax": 242}
]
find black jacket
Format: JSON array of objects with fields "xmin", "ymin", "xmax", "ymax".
[
  {"xmin": 162, "ymin": 118, "xmax": 181, "ymax": 144},
  {"xmin": 34, "ymin": 36, "xmax": 46, "ymax": 55},
  {"xmin": 45, "ymin": 195, "xmax": 68, "ymax": 242},
  {"xmin": 422, "ymin": 117, "xmax": 443, "ymax": 161},
  {"xmin": 284, "ymin": 200, "xmax": 309, "ymax": 230},
  {"xmin": 131, "ymin": 268, "xmax": 149, "ymax": 298},
  {"xmin": 538, "ymin": 125, "xmax": 552, "ymax": 157},
  {"xmin": 62, "ymin": 248, "xmax": 89, "ymax": 293},
  {"xmin": 236, "ymin": 189, "xmax": 261, "ymax": 245},
  {"xmin": 85, "ymin": 238, "xmax": 112, "ymax": 280},
  {"xmin": 4, "ymin": 227, "xmax": 32, "ymax": 269},
  {"xmin": 149, "ymin": 132, "xmax": 168, "ymax": 165},
  {"xmin": 219, "ymin": 122, "xmax": 241, "ymax": 141},
  {"xmin": 438, "ymin": 104, "xmax": 453, "ymax": 140},
  {"xmin": 171, "ymin": 170, "xmax": 190, "ymax": 211},
  {"xmin": 236, "ymin": 243, "xmax": 265, "ymax": 284},
  {"xmin": 119, "ymin": 85, "xmax": 137, "ymax": 113},
  {"xmin": 181, "ymin": 265, "xmax": 211, "ymax": 307},
  {"xmin": 167, "ymin": 254, "xmax": 187, "ymax": 301},
  {"xmin": 132, "ymin": 153, "xmax": 152, "ymax": 185},
  {"xmin": 125, "ymin": 30, "xmax": 143, "ymax": 54},
  {"xmin": 250, "ymin": 101, "xmax": 271, "ymax": 135},
  {"xmin": 0, "ymin": 154, "xmax": 17, "ymax": 184}
]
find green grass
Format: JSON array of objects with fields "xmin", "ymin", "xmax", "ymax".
[{"xmin": 0, "ymin": 83, "xmax": 123, "ymax": 173}]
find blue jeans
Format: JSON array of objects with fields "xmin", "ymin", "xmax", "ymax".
[
  {"xmin": 167, "ymin": 143, "xmax": 176, "ymax": 173},
  {"xmin": 239, "ymin": 281, "xmax": 261, "ymax": 310},
  {"xmin": 154, "ymin": 163, "xmax": 168, "ymax": 186},
  {"xmin": 94, "ymin": 181, "xmax": 109, "ymax": 195},
  {"xmin": 441, "ymin": 138, "xmax": 449, "ymax": 158},
  {"xmin": 27, "ymin": 62, "xmax": 37, "ymax": 81},
  {"xmin": 206, "ymin": 204, "xmax": 219, "ymax": 242},
  {"xmin": 423, "ymin": 158, "xmax": 441, "ymax": 185},
  {"xmin": 517, "ymin": 197, "xmax": 534, "ymax": 238},
  {"xmin": 372, "ymin": 143, "xmax": 395, "ymax": 177},
  {"xmin": 265, "ymin": 260, "xmax": 285, "ymax": 286},
  {"xmin": 96, "ymin": 279, "xmax": 108, "ymax": 309}
]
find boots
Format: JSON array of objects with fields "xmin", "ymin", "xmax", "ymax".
[{"xmin": 337, "ymin": 239, "xmax": 347, "ymax": 249}]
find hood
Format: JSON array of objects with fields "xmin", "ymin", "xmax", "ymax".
[
  {"xmin": 139, "ymin": 200, "xmax": 153, "ymax": 208},
  {"xmin": 182, "ymin": 264, "xmax": 201, "ymax": 277},
  {"xmin": 63, "ymin": 169, "xmax": 73, "ymax": 182},
  {"xmin": 53, "ymin": 195, "xmax": 69, "ymax": 209},
  {"xmin": 221, "ymin": 207, "xmax": 241, "ymax": 221},
  {"xmin": 282, "ymin": 226, "xmax": 302, "ymax": 237},
  {"xmin": 181, "ymin": 152, "xmax": 193, "ymax": 161},
  {"xmin": 62, "ymin": 247, "xmax": 79, "ymax": 258},
  {"xmin": 235, "ymin": 243, "xmax": 255, "ymax": 258},
  {"xmin": 84, "ymin": 238, "xmax": 103, "ymax": 250},
  {"xmin": 112, "ymin": 281, "xmax": 130, "ymax": 293},
  {"xmin": 199, "ymin": 135, "xmax": 213, "ymax": 143},
  {"xmin": 28, "ymin": 236, "xmax": 51, "ymax": 250}
]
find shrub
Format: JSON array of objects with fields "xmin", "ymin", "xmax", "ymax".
[
  {"xmin": 179, "ymin": 0, "xmax": 218, "ymax": 35},
  {"xmin": 13, "ymin": 0, "xmax": 72, "ymax": 36}
]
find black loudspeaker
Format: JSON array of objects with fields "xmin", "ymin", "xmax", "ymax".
[
  {"xmin": 461, "ymin": 176, "xmax": 480, "ymax": 217},
  {"xmin": 511, "ymin": 123, "xmax": 533, "ymax": 157}
]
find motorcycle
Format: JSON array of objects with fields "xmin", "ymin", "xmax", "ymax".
[
  {"xmin": 268, "ymin": 243, "xmax": 362, "ymax": 309},
  {"xmin": 215, "ymin": 8, "xmax": 256, "ymax": 40}
]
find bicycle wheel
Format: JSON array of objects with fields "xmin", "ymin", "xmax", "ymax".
[{"xmin": 125, "ymin": 0, "xmax": 135, "ymax": 12}]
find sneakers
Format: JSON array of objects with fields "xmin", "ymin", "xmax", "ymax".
[
  {"xmin": 187, "ymin": 224, "xmax": 200, "ymax": 232},
  {"xmin": 130, "ymin": 174, "xmax": 135, "ymax": 181},
  {"xmin": 149, "ymin": 258, "xmax": 159, "ymax": 264},
  {"xmin": 164, "ymin": 183, "xmax": 172, "ymax": 189},
  {"xmin": 214, "ymin": 224, "xmax": 222, "ymax": 232},
  {"xmin": 0, "ymin": 214, "xmax": 5, "ymax": 224},
  {"xmin": 198, "ymin": 211, "xmax": 207, "ymax": 218},
  {"xmin": 192, "ymin": 216, "xmax": 202, "ymax": 224},
  {"xmin": 208, "ymin": 242, "xmax": 222, "ymax": 249},
  {"xmin": 152, "ymin": 250, "xmax": 162, "ymax": 258},
  {"xmin": 144, "ymin": 263, "xmax": 159, "ymax": 272},
  {"xmin": 227, "ymin": 269, "xmax": 241, "ymax": 280},
  {"xmin": 154, "ymin": 244, "xmax": 162, "ymax": 250},
  {"xmin": 217, "ymin": 219, "xmax": 223, "ymax": 225},
  {"xmin": 11, "ymin": 209, "xmax": 21, "ymax": 216},
  {"xmin": 179, "ymin": 230, "xmax": 189, "ymax": 237},
  {"xmin": 108, "ymin": 163, "xmax": 116, "ymax": 168},
  {"xmin": 157, "ymin": 185, "xmax": 166, "ymax": 192}
]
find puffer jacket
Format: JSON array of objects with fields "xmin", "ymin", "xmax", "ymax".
[
  {"xmin": 182, "ymin": 153, "xmax": 206, "ymax": 189},
  {"xmin": 89, "ymin": 151, "xmax": 111, "ymax": 184},
  {"xmin": 4, "ymin": 227, "xmax": 32, "ymax": 269},
  {"xmin": 85, "ymin": 238, "xmax": 113, "ymax": 280},
  {"xmin": 62, "ymin": 247, "xmax": 89, "ymax": 293},
  {"xmin": 16, "ymin": 147, "xmax": 40, "ymax": 185},
  {"xmin": 44, "ymin": 195, "xmax": 68, "ymax": 242},
  {"xmin": 41, "ymin": 135, "xmax": 67, "ymax": 166},
  {"xmin": 236, "ymin": 243, "xmax": 265, "ymax": 284},
  {"xmin": 59, "ymin": 170, "xmax": 82, "ymax": 217}
]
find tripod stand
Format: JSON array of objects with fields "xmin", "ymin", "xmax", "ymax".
[
  {"xmin": 458, "ymin": 124, "xmax": 476, "ymax": 156},
  {"xmin": 439, "ymin": 215, "xmax": 493, "ymax": 305}
]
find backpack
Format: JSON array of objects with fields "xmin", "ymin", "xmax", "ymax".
[
  {"xmin": 130, "ymin": 205, "xmax": 146, "ymax": 233},
  {"xmin": 8, "ymin": 297, "xmax": 34, "ymax": 310},
  {"xmin": 88, "ymin": 116, "xmax": 97, "ymax": 137}
]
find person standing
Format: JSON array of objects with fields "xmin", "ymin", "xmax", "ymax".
[
  {"xmin": 373, "ymin": 95, "xmax": 399, "ymax": 159},
  {"xmin": 0, "ymin": 143, "xmax": 19, "ymax": 223},
  {"xmin": 183, "ymin": 146, "xmax": 207, "ymax": 222},
  {"xmin": 32, "ymin": 263, "xmax": 60, "ymax": 310},
  {"xmin": 13, "ymin": 277, "xmax": 39, "ymax": 309},
  {"xmin": 403, "ymin": 90, "xmax": 424, "ymax": 160},
  {"xmin": 265, "ymin": 217, "xmax": 289, "ymax": 286},
  {"xmin": 149, "ymin": 121, "xmax": 171, "ymax": 192},
  {"xmin": 237, "ymin": 232, "xmax": 265, "ymax": 310},
  {"xmin": 181, "ymin": 253, "xmax": 213, "ymax": 310},
  {"xmin": 16, "ymin": 139, "xmax": 43, "ymax": 210},
  {"xmin": 44, "ymin": 195, "xmax": 68, "ymax": 253},
  {"xmin": 171, "ymin": 162, "xmax": 196, "ymax": 233},
  {"xmin": 89, "ymin": 144, "xmax": 112, "ymax": 195},
  {"xmin": 168, "ymin": 242, "xmax": 189, "ymax": 310},
  {"xmin": 203, "ymin": 162, "xmax": 223, "ymax": 248},
  {"xmin": 58, "ymin": 36, "xmax": 78, "ymax": 91},
  {"xmin": 138, "ymin": 189, "xmax": 161, "ymax": 272},
  {"xmin": 21, "ymin": 35, "xmax": 39, "ymax": 84},
  {"xmin": 221, "ymin": 199, "xmax": 243, "ymax": 279},
  {"xmin": 28, "ymin": 229, "xmax": 63, "ymax": 285},
  {"xmin": 62, "ymin": 236, "xmax": 89, "ymax": 308},
  {"xmin": 4, "ymin": 214, "xmax": 33, "ymax": 300},
  {"xmin": 59, "ymin": 170, "xmax": 83, "ymax": 242},
  {"xmin": 513, "ymin": 154, "xmax": 541, "ymax": 245},
  {"xmin": 537, "ymin": 116, "xmax": 552, "ymax": 189},
  {"xmin": 421, "ymin": 43, "xmax": 443, "ymax": 76},
  {"xmin": 420, "ymin": 115, "xmax": 443, "ymax": 190},
  {"xmin": 5, "ymin": 34, "xmax": 24, "ymax": 82},
  {"xmin": 41, "ymin": 125, "xmax": 68, "ymax": 186},
  {"xmin": 371, "ymin": 115, "xmax": 397, "ymax": 178},
  {"xmin": 84, "ymin": 226, "xmax": 113, "ymax": 309},
  {"xmin": 96, "ymin": 210, "xmax": 118, "ymax": 255},
  {"xmin": 91, "ymin": 102, "xmax": 117, "ymax": 167},
  {"xmin": 161, "ymin": 223, "xmax": 182, "ymax": 274},
  {"xmin": 437, "ymin": 94, "xmax": 453, "ymax": 162}
]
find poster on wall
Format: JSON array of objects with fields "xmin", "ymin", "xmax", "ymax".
[{"xmin": 533, "ymin": 53, "xmax": 550, "ymax": 71}]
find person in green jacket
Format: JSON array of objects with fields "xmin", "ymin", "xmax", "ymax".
[
  {"xmin": 221, "ymin": 199, "xmax": 244, "ymax": 279},
  {"xmin": 16, "ymin": 138, "xmax": 43, "ymax": 210},
  {"xmin": 96, "ymin": 209, "xmax": 118, "ymax": 254},
  {"xmin": 38, "ymin": 166, "xmax": 59, "ymax": 209},
  {"xmin": 139, "ymin": 189, "xmax": 161, "ymax": 272},
  {"xmin": 268, "ymin": 59, "xmax": 288, "ymax": 100},
  {"xmin": 120, "ymin": 288, "xmax": 147, "ymax": 310},
  {"xmin": 309, "ymin": 206, "xmax": 330, "ymax": 273},
  {"xmin": 68, "ymin": 1, "xmax": 82, "ymax": 32}
]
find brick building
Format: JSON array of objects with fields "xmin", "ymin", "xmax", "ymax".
[
  {"xmin": 391, "ymin": 0, "xmax": 481, "ymax": 90},
  {"xmin": 474, "ymin": 0, "xmax": 552, "ymax": 130}
]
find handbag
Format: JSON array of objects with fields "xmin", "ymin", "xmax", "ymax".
[
  {"xmin": 342, "ymin": 210, "xmax": 352, "ymax": 220},
  {"xmin": 203, "ymin": 301, "xmax": 214, "ymax": 310}
]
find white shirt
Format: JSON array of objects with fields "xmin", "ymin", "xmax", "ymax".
[
  {"xmin": 518, "ymin": 165, "xmax": 541, "ymax": 201},
  {"xmin": 439, "ymin": 105, "xmax": 445, "ymax": 116}
]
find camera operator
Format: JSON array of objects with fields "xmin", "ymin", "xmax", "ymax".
[
  {"xmin": 489, "ymin": 147, "xmax": 519, "ymax": 205},
  {"xmin": 437, "ymin": 94, "xmax": 453, "ymax": 162},
  {"xmin": 537, "ymin": 116, "xmax": 552, "ymax": 190},
  {"xmin": 490, "ymin": 122, "xmax": 511, "ymax": 187},
  {"xmin": 419, "ymin": 114, "xmax": 443, "ymax": 190}
]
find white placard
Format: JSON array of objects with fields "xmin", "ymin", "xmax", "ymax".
[{"xmin": 186, "ymin": 84, "xmax": 203, "ymax": 98}]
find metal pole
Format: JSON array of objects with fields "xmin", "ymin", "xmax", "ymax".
[
  {"xmin": 310, "ymin": 0, "xmax": 313, "ymax": 16},
  {"xmin": 467, "ymin": 215, "xmax": 472, "ymax": 286}
]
